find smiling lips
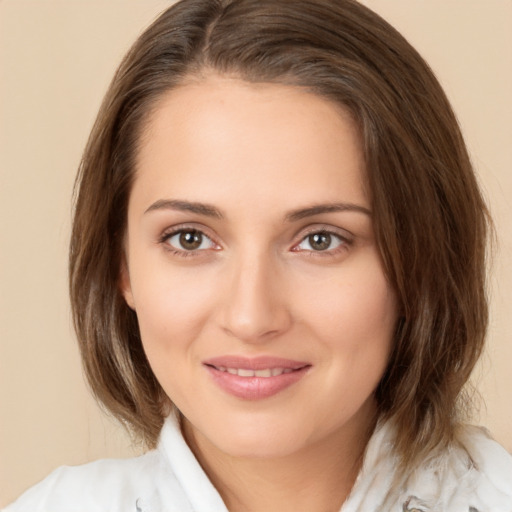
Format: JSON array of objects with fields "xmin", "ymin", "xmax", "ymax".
[
  {"xmin": 213, "ymin": 366, "xmax": 296, "ymax": 377},
  {"xmin": 203, "ymin": 356, "xmax": 311, "ymax": 400}
]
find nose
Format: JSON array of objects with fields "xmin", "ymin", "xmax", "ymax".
[{"xmin": 218, "ymin": 251, "xmax": 292, "ymax": 343}]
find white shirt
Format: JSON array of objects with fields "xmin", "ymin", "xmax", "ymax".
[{"xmin": 5, "ymin": 414, "xmax": 512, "ymax": 512}]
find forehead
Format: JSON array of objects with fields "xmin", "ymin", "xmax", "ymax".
[{"xmin": 132, "ymin": 77, "xmax": 368, "ymax": 214}]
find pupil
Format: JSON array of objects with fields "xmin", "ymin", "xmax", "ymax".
[
  {"xmin": 310, "ymin": 233, "xmax": 331, "ymax": 251},
  {"xmin": 180, "ymin": 230, "xmax": 202, "ymax": 250}
]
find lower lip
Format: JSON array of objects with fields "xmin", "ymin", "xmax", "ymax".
[{"xmin": 205, "ymin": 365, "xmax": 310, "ymax": 400}]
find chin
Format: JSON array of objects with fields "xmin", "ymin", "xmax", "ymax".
[
  {"xmin": 184, "ymin": 410, "xmax": 306, "ymax": 460},
  {"xmin": 218, "ymin": 433, "xmax": 306, "ymax": 460}
]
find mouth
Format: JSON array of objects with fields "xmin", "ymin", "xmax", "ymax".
[
  {"xmin": 207, "ymin": 366, "xmax": 298, "ymax": 377},
  {"xmin": 203, "ymin": 356, "xmax": 311, "ymax": 400}
]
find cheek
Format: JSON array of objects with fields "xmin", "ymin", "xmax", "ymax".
[
  {"xmin": 131, "ymin": 264, "xmax": 218, "ymax": 351},
  {"xmin": 296, "ymin": 253, "xmax": 397, "ymax": 400},
  {"xmin": 130, "ymin": 265, "xmax": 221, "ymax": 404},
  {"xmin": 302, "ymin": 260, "xmax": 397, "ymax": 412},
  {"xmin": 296, "ymin": 255, "xmax": 398, "ymax": 347}
]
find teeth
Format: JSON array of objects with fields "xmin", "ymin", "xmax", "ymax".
[
  {"xmin": 215, "ymin": 366, "xmax": 295, "ymax": 377},
  {"xmin": 255, "ymin": 369, "xmax": 271, "ymax": 377}
]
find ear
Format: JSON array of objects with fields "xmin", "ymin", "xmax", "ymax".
[{"xmin": 119, "ymin": 256, "xmax": 136, "ymax": 310}]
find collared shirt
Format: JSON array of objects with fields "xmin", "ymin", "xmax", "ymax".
[{"xmin": 5, "ymin": 414, "xmax": 512, "ymax": 512}]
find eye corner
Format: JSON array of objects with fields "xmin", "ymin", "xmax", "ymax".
[
  {"xmin": 158, "ymin": 225, "xmax": 221, "ymax": 257},
  {"xmin": 290, "ymin": 227, "xmax": 353, "ymax": 257}
]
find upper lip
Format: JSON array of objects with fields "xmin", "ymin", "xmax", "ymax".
[{"xmin": 203, "ymin": 355, "xmax": 310, "ymax": 371}]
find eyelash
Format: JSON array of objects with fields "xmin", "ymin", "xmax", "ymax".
[
  {"xmin": 159, "ymin": 225, "xmax": 220, "ymax": 258},
  {"xmin": 158, "ymin": 225, "xmax": 353, "ymax": 258},
  {"xmin": 292, "ymin": 228, "xmax": 352, "ymax": 257}
]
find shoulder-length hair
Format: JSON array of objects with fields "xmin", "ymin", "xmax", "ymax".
[{"xmin": 70, "ymin": 0, "xmax": 490, "ymax": 474}]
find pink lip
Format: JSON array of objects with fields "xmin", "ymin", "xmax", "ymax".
[{"xmin": 203, "ymin": 356, "xmax": 311, "ymax": 400}]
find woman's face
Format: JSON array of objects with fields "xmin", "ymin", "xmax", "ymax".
[{"xmin": 121, "ymin": 77, "xmax": 398, "ymax": 459}]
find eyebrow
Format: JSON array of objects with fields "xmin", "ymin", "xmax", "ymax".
[
  {"xmin": 144, "ymin": 199, "xmax": 224, "ymax": 219},
  {"xmin": 284, "ymin": 203, "xmax": 372, "ymax": 222},
  {"xmin": 144, "ymin": 199, "xmax": 371, "ymax": 221}
]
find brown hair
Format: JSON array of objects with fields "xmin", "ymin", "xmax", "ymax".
[{"xmin": 70, "ymin": 0, "xmax": 490, "ymax": 474}]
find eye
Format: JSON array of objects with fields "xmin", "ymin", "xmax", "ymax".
[
  {"xmin": 164, "ymin": 229, "xmax": 217, "ymax": 252},
  {"xmin": 294, "ymin": 231, "xmax": 346, "ymax": 252}
]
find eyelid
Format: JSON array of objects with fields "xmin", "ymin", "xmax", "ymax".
[
  {"xmin": 291, "ymin": 224, "xmax": 354, "ymax": 253},
  {"xmin": 158, "ymin": 223, "xmax": 222, "ymax": 253},
  {"xmin": 157, "ymin": 222, "xmax": 353, "ymax": 256},
  {"xmin": 295, "ymin": 224, "xmax": 354, "ymax": 242}
]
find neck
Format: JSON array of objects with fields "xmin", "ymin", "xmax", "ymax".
[{"xmin": 183, "ymin": 404, "xmax": 377, "ymax": 512}]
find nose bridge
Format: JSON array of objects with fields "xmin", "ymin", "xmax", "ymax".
[{"xmin": 220, "ymin": 246, "xmax": 289, "ymax": 342}]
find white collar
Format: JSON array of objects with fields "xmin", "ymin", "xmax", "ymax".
[
  {"xmin": 157, "ymin": 412, "xmax": 229, "ymax": 512},
  {"xmin": 152, "ymin": 414, "xmax": 512, "ymax": 512}
]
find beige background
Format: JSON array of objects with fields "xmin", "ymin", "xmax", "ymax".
[{"xmin": 1, "ymin": 0, "xmax": 511, "ymax": 506}]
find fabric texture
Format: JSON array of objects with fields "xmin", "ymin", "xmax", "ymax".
[{"xmin": 5, "ymin": 414, "xmax": 512, "ymax": 512}]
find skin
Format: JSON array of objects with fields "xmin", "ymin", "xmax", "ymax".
[{"xmin": 121, "ymin": 76, "xmax": 398, "ymax": 512}]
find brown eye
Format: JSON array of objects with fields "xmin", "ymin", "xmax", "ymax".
[
  {"xmin": 294, "ymin": 230, "xmax": 346, "ymax": 254},
  {"xmin": 308, "ymin": 233, "xmax": 332, "ymax": 251},
  {"xmin": 165, "ymin": 229, "xmax": 216, "ymax": 252},
  {"xmin": 179, "ymin": 230, "xmax": 203, "ymax": 250}
]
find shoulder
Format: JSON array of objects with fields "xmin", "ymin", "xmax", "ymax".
[
  {"xmin": 458, "ymin": 426, "xmax": 512, "ymax": 504},
  {"xmin": 345, "ymin": 421, "xmax": 512, "ymax": 512},
  {"xmin": 407, "ymin": 426, "xmax": 512, "ymax": 512},
  {"xmin": 4, "ymin": 414, "xmax": 227, "ymax": 512},
  {"xmin": 3, "ymin": 450, "xmax": 191, "ymax": 512}
]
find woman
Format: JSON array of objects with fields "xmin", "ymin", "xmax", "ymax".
[{"xmin": 6, "ymin": 0, "xmax": 512, "ymax": 510}]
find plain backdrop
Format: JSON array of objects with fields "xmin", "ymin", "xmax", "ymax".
[{"xmin": 1, "ymin": 0, "xmax": 511, "ymax": 506}]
